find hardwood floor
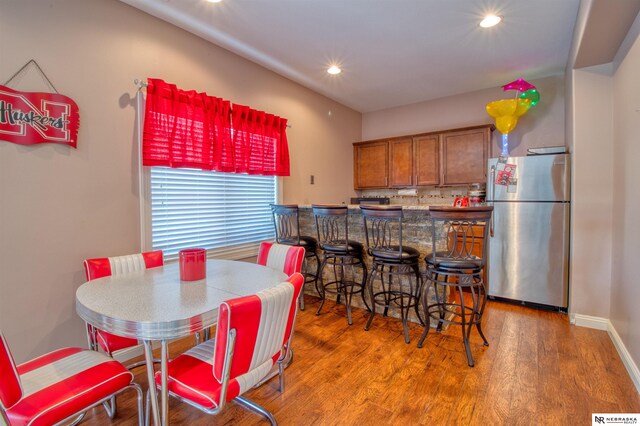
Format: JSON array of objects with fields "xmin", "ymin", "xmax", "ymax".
[{"xmin": 83, "ymin": 297, "xmax": 640, "ymax": 425}]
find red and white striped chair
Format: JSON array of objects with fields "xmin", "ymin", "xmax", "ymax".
[
  {"xmin": 0, "ymin": 331, "xmax": 144, "ymax": 426},
  {"xmin": 83, "ymin": 250, "xmax": 163, "ymax": 366},
  {"xmin": 149, "ymin": 273, "xmax": 304, "ymax": 425},
  {"xmin": 257, "ymin": 241, "xmax": 305, "ymax": 277}
]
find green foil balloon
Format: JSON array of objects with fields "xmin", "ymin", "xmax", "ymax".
[{"xmin": 519, "ymin": 89, "xmax": 540, "ymax": 106}]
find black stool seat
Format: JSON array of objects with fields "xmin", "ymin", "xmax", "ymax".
[
  {"xmin": 425, "ymin": 252, "xmax": 482, "ymax": 271},
  {"xmin": 281, "ymin": 235, "xmax": 318, "ymax": 249},
  {"xmin": 322, "ymin": 239, "xmax": 364, "ymax": 254},
  {"xmin": 370, "ymin": 245, "xmax": 420, "ymax": 262}
]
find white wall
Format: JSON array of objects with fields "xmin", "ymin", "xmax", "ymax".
[
  {"xmin": 610, "ymin": 29, "xmax": 640, "ymax": 369},
  {"xmin": 362, "ymin": 75, "xmax": 566, "ymax": 158},
  {"xmin": 570, "ymin": 67, "xmax": 613, "ymax": 318},
  {"xmin": 0, "ymin": 0, "xmax": 360, "ymax": 362}
]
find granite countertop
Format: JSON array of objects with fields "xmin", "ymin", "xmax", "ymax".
[{"xmin": 298, "ymin": 204, "xmax": 433, "ymax": 210}]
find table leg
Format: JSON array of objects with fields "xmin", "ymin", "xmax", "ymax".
[
  {"xmin": 161, "ymin": 340, "xmax": 169, "ymax": 425},
  {"xmin": 143, "ymin": 340, "xmax": 160, "ymax": 426}
]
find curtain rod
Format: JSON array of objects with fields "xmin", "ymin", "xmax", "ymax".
[{"xmin": 134, "ymin": 78, "xmax": 292, "ymax": 128}]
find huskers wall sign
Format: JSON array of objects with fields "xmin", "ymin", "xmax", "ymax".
[{"xmin": 0, "ymin": 84, "xmax": 79, "ymax": 148}]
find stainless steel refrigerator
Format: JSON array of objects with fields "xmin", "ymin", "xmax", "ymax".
[{"xmin": 486, "ymin": 153, "xmax": 570, "ymax": 310}]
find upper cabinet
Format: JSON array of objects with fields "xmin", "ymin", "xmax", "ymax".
[
  {"xmin": 353, "ymin": 140, "xmax": 389, "ymax": 188},
  {"xmin": 353, "ymin": 124, "xmax": 492, "ymax": 189},
  {"xmin": 414, "ymin": 134, "xmax": 440, "ymax": 186},
  {"xmin": 389, "ymin": 137, "xmax": 414, "ymax": 187},
  {"xmin": 441, "ymin": 126, "xmax": 491, "ymax": 185}
]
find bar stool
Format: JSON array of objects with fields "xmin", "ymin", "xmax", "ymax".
[
  {"xmin": 270, "ymin": 204, "xmax": 320, "ymax": 310},
  {"xmin": 418, "ymin": 206, "xmax": 493, "ymax": 367},
  {"xmin": 312, "ymin": 204, "xmax": 369, "ymax": 325},
  {"xmin": 360, "ymin": 205, "xmax": 422, "ymax": 343}
]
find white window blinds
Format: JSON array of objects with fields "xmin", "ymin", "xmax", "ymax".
[{"xmin": 150, "ymin": 167, "xmax": 276, "ymax": 260}]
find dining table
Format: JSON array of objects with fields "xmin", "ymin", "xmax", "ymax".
[{"xmin": 75, "ymin": 258, "xmax": 288, "ymax": 426}]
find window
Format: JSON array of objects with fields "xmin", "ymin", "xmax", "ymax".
[{"xmin": 148, "ymin": 167, "xmax": 277, "ymax": 260}]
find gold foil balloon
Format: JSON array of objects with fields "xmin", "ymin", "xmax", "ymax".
[{"xmin": 486, "ymin": 98, "xmax": 531, "ymax": 134}]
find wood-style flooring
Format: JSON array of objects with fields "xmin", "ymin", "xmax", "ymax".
[{"xmin": 83, "ymin": 297, "xmax": 640, "ymax": 425}]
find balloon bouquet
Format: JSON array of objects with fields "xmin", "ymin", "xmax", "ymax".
[{"xmin": 486, "ymin": 79, "xmax": 540, "ymax": 158}]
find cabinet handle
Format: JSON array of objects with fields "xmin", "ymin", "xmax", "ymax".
[{"xmin": 385, "ymin": 176, "xmax": 388, "ymax": 186}]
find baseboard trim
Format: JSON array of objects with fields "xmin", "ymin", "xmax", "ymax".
[
  {"xmin": 572, "ymin": 314, "xmax": 640, "ymax": 394},
  {"xmin": 571, "ymin": 313, "xmax": 609, "ymax": 330},
  {"xmin": 607, "ymin": 322, "xmax": 640, "ymax": 394}
]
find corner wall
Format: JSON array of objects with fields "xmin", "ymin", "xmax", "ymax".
[
  {"xmin": 570, "ymin": 67, "xmax": 613, "ymax": 318},
  {"xmin": 610, "ymin": 27, "xmax": 640, "ymax": 374},
  {"xmin": 0, "ymin": 0, "xmax": 360, "ymax": 362}
]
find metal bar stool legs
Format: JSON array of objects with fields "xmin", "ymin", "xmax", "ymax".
[
  {"xmin": 300, "ymin": 249, "xmax": 321, "ymax": 311},
  {"xmin": 316, "ymin": 252, "xmax": 368, "ymax": 325},
  {"xmin": 365, "ymin": 260, "xmax": 422, "ymax": 343},
  {"xmin": 418, "ymin": 267, "xmax": 489, "ymax": 366}
]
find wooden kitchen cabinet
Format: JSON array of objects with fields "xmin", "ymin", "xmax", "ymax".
[
  {"xmin": 353, "ymin": 140, "xmax": 389, "ymax": 189},
  {"xmin": 441, "ymin": 126, "xmax": 490, "ymax": 185},
  {"xmin": 353, "ymin": 124, "xmax": 492, "ymax": 189},
  {"xmin": 389, "ymin": 138, "xmax": 414, "ymax": 187},
  {"xmin": 414, "ymin": 134, "xmax": 440, "ymax": 186}
]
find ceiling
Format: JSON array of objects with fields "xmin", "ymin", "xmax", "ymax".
[{"xmin": 121, "ymin": 0, "xmax": 584, "ymax": 113}]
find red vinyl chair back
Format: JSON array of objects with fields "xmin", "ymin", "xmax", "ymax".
[
  {"xmin": 256, "ymin": 242, "xmax": 304, "ymax": 277},
  {"xmin": 213, "ymin": 273, "xmax": 304, "ymax": 398},
  {"xmin": 83, "ymin": 250, "xmax": 163, "ymax": 356},
  {"xmin": 84, "ymin": 250, "xmax": 164, "ymax": 281}
]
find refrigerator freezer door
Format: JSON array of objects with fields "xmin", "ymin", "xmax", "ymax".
[
  {"xmin": 488, "ymin": 201, "xmax": 569, "ymax": 308},
  {"xmin": 487, "ymin": 154, "xmax": 570, "ymax": 202}
]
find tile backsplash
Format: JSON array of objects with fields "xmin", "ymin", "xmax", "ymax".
[{"xmin": 357, "ymin": 185, "xmax": 485, "ymax": 206}]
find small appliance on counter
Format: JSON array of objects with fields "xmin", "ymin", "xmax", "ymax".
[
  {"xmin": 467, "ymin": 183, "xmax": 486, "ymax": 206},
  {"xmin": 350, "ymin": 197, "xmax": 390, "ymax": 205}
]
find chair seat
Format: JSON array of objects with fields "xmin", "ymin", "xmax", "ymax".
[
  {"xmin": 7, "ymin": 348, "xmax": 134, "ymax": 426},
  {"xmin": 96, "ymin": 330, "xmax": 139, "ymax": 354},
  {"xmin": 321, "ymin": 239, "xmax": 364, "ymax": 254},
  {"xmin": 370, "ymin": 245, "xmax": 420, "ymax": 262},
  {"xmin": 425, "ymin": 252, "xmax": 483, "ymax": 271},
  {"xmin": 154, "ymin": 339, "xmax": 278, "ymax": 411},
  {"xmin": 280, "ymin": 235, "xmax": 317, "ymax": 250}
]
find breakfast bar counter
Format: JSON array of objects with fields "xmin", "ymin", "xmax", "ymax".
[{"xmin": 297, "ymin": 204, "xmax": 454, "ymax": 324}]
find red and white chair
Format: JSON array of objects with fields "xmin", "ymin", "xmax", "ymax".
[
  {"xmin": 83, "ymin": 250, "xmax": 163, "ymax": 366},
  {"xmin": 0, "ymin": 331, "xmax": 144, "ymax": 426},
  {"xmin": 257, "ymin": 241, "xmax": 305, "ymax": 277},
  {"xmin": 148, "ymin": 273, "xmax": 304, "ymax": 425}
]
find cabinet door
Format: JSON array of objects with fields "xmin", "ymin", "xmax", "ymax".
[
  {"xmin": 353, "ymin": 141, "xmax": 389, "ymax": 188},
  {"xmin": 414, "ymin": 135, "xmax": 439, "ymax": 186},
  {"xmin": 390, "ymin": 138, "xmax": 414, "ymax": 187},
  {"xmin": 441, "ymin": 127, "xmax": 489, "ymax": 185}
]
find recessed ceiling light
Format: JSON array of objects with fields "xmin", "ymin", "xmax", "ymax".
[
  {"xmin": 480, "ymin": 15, "xmax": 502, "ymax": 28},
  {"xmin": 327, "ymin": 65, "xmax": 341, "ymax": 75},
  {"xmin": 206, "ymin": 0, "xmax": 223, "ymax": 3}
]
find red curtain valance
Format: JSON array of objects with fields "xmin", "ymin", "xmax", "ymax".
[
  {"xmin": 142, "ymin": 78, "xmax": 290, "ymax": 176},
  {"xmin": 232, "ymin": 104, "xmax": 290, "ymax": 176}
]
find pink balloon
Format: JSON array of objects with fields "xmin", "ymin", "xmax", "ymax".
[{"xmin": 502, "ymin": 78, "xmax": 536, "ymax": 93}]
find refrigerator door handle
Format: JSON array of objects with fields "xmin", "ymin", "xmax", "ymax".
[{"xmin": 490, "ymin": 165, "xmax": 495, "ymax": 237}]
